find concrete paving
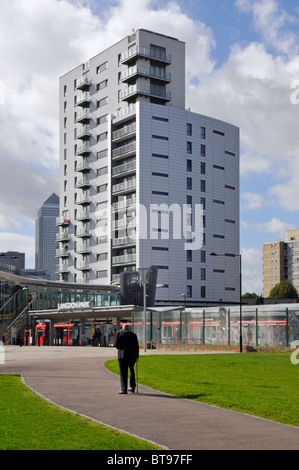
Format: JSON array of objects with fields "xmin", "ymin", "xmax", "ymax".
[{"xmin": 1, "ymin": 345, "xmax": 299, "ymax": 450}]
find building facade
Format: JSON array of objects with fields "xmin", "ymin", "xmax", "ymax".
[
  {"xmin": 263, "ymin": 229, "xmax": 299, "ymax": 298},
  {"xmin": 58, "ymin": 29, "xmax": 240, "ymax": 305},
  {"xmin": 35, "ymin": 193, "xmax": 59, "ymax": 280}
]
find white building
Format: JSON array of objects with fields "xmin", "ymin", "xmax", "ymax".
[{"xmin": 58, "ymin": 29, "xmax": 240, "ymax": 305}]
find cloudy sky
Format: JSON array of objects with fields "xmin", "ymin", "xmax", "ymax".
[{"xmin": 0, "ymin": 0, "xmax": 299, "ymax": 295}]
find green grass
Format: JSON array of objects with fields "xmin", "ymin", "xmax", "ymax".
[
  {"xmin": 0, "ymin": 374, "xmax": 162, "ymax": 450},
  {"xmin": 106, "ymin": 353, "xmax": 299, "ymax": 427}
]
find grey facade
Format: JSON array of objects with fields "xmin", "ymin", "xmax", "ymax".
[{"xmin": 58, "ymin": 29, "xmax": 240, "ymax": 305}]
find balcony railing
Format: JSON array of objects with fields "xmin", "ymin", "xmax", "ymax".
[
  {"xmin": 77, "ymin": 261, "xmax": 90, "ymax": 270},
  {"xmin": 76, "ymin": 194, "xmax": 91, "ymax": 205},
  {"xmin": 120, "ymin": 46, "xmax": 171, "ymax": 65},
  {"xmin": 56, "ymin": 232, "xmax": 70, "ymax": 242},
  {"xmin": 112, "ymin": 236, "xmax": 136, "ymax": 247},
  {"xmin": 76, "ymin": 143, "xmax": 90, "ymax": 155},
  {"xmin": 77, "ymin": 211, "xmax": 91, "ymax": 221},
  {"xmin": 76, "ymin": 92, "xmax": 91, "ymax": 107},
  {"xmin": 76, "ymin": 244, "xmax": 91, "ymax": 254},
  {"xmin": 112, "ymin": 160, "xmax": 136, "ymax": 177},
  {"xmin": 119, "ymin": 84, "xmax": 171, "ymax": 102},
  {"xmin": 112, "ymin": 141, "xmax": 136, "ymax": 159},
  {"xmin": 112, "ymin": 197, "xmax": 136, "ymax": 212},
  {"xmin": 76, "ymin": 177, "xmax": 91, "ymax": 189},
  {"xmin": 112, "ymin": 217, "xmax": 136, "ymax": 230},
  {"xmin": 76, "ymin": 160, "xmax": 91, "ymax": 172},
  {"xmin": 112, "ymin": 253, "xmax": 136, "ymax": 265},
  {"xmin": 56, "ymin": 248, "xmax": 70, "ymax": 258},
  {"xmin": 76, "ymin": 126, "xmax": 91, "ymax": 140},
  {"xmin": 56, "ymin": 217, "xmax": 70, "ymax": 226},
  {"xmin": 76, "ymin": 110, "xmax": 91, "ymax": 123},
  {"xmin": 112, "ymin": 122, "xmax": 136, "ymax": 141},
  {"xmin": 121, "ymin": 65, "xmax": 171, "ymax": 83},
  {"xmin": 76, "ymin": 76, "xmax": 91, "ymax": 90},
  {"xmin": 77, "ymin": 228, "xmax": 90, "ymax": 237},
  {"xmin": 112, "ymin": 179, "xmax": 136, "ymax": 195}
]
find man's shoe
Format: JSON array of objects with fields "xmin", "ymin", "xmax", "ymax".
[
  {"xmin": 128, "ymin": 387, "xmax": 135, "ymax": 393},
  {"xmin": 118, "ymin": 390, "xmax": 127, "ymax": 394}
]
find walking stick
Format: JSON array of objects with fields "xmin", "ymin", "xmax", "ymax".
[{"xmin": 136, "ymin": 360, "xmax": 138, "ymax": 394}]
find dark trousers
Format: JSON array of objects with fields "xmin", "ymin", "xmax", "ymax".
[{"xmin": 118, "ymin": 357, "xmax": 136, "ymax": 392}]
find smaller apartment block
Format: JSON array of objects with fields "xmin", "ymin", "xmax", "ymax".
[{"xmin": 263, "ymin": 229, "xmax": 299, "ymax": 297}]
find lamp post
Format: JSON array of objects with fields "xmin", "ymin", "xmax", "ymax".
[
  {"xmin": 210, "ymin": 252, "xmax": 243, "ymax": 353},
  {"xmin": 138, "ymin": 268, "xmax": 150, "ymax": 352}
]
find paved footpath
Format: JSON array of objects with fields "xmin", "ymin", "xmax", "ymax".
[{"xmin": 1, "ymin": 346, "xmax": 299, "ymax": 450}]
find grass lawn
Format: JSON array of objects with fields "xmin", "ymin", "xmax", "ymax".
[
  {"xmin": 0, "ymin": 374, "xmax": 162, "ymax": 450},
  {"xmin": 106, "ymin": 352, "xmax": 299, "ymax": 427}
]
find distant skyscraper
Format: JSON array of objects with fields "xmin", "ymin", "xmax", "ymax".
[{"xmin": 35, "ymin": 193, "xmax": 59, "ymax": 280}]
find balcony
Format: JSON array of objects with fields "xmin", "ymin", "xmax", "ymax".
[
  {"xmin": 76, "ymin": 76, "xmax": 91, "ymax": 91},
  {"xmin": 112, "ymin": 179, "xmax": 136, "ymax": 195},
  {"xmin": 112, "ymin": 141, "xmax": 136, "ymax": 160},
  {"xmin": 76, "ymin": 177, "xmax": 91, "ymax": 189},
  {"xmin": 121, "ymin": 65, "xmax": 171, "ymax": 84},
  {"xmin": 76, "ymin": 194, "xmax": 91, "ymax": 205},
  {"xmin": 76, "ymin": 92, "xmax": 91, "ymax": 107},
  {"xmin": 112, "ymin": 236, "xmax": 136, "ymax": 247},
  {"xmin": 77, "ymin": 228, "xmax": 90, "ymax": 238},
  {"xmin": 112, "ymin": 160, "xmax": 136, "ymax": 177},
  {"xmin": 56, "ymin": 263, "xmax": 69, "ymax": 274},
  {"xmin": 56, "ymin": 248, "xmax": 70, "ymax": 258},
  {"xmin": 77, "ymin": 210, "xmax": 91, "ymax": 221},
  {"xmin": 120, "ymin": 46, "xmax": 171, "ymax": 65},
  {"xmin": 56, "ymin": 217, "xmax": 70, "ymax": 226},
  {"xmin": 76, "ymin": 126, "xmax": 91, "ymax": 140},
  {"xmin": 76, "ymin": 143, "xmax": 90, "ymax": 156},
  {"xmin": 77, "ymin": 261, "xmax": 90, "ymax": 271},
  {"xmin": 119, "ymin": 84, "xmax": 171, "ymax": 102},
  {"xmin": 76, "ymin": 160, "xmax": 91, "ymax": 172},
  {"xmin": 76, "ymin": 110, "xmax": 91, "ymax": 124},
  {"xmin": 112, "ymin": 253, "xmax": 136, "ymax": 265},
  {"xmin": 113, "ymin": 104, "xmax": 136, "ymax": 123},
  {"xmin": 112, "ymin": 197, "xmax": 136, "ymax": 212},
  {"xmin": 56, "ymin": 232, "xmax": 70, "ymax": 242},
  {"xmin": 112, "ymin": 122, "xmax": 136, "ymax": 142},
  {"xmin": 76, "ymin": 244, "xmax": 91, "ymax": 254},
  {"xmin": 112, "ymin": 217, "xmax": 136, "ymax": 230}
]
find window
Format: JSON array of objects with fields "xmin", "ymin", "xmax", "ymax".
[
  {"xmin": 187, "ymin": 123, "xmax": 192, "ymax": 136},
  {"xmin": 97, "ymin": 253, "xmax": 108, "ymax": 261},
  {"xmin": 152, "ymin": 153, "xmax": 168, "ymax": 159},
  {"xmin": 97, "ymin": 149, "xmax": 108, "ymax": 159},
  {"xmin": 187, "ymin": 267, "xmax": 192, "ymax": 280},
  {"xmin": 187, "ymin": 141, "xmax": 192, "ymax": 154},
  {"xmin": 97, "ymin": 270, "xmax": 108, "ymax": 278},
  {"xmin": 150, "ymin": 44, "xmax": 166, "ymax": 60},
  {"xmin": 213, "ymin": 200, "xmax": 225, "ymax": 205},
  {"xmin": 201, "ymin": 180, "xmax": 206, "ymax": 192},
  {"xmin": 187, "ymin": 195, "xmax": 192, "ymax": 206},
  {"xmin": 213, "ymin": 130, "xmax": 225, "ymax": 136},
  {"xmin": 152, "ymin": 135, "xmax": 168, "ymax": 140},
  {"xmin": 97, "ymin": 166, "xmax": 108, "ymax": 177},
  {"xmin": 97, "ymin": 184, "xmax": 108, "ymax": 193},
  {"xmin": 201, "ymin": 162, "xmax": 205, "ymax": 174},
  {"xmin": 152, "ymin": 191, "xmax": 168, "ymax": 196},
  {"xmin": 97, "ymin": 97, "xmax": 108, "ymax": 108},
  {"xmin": 225, "ymin": 150, "xmax": 235, "ymax": 157},
  {"xmin": 201, "ymin": 268, "xmax": 206, "ymax": 281},
  {"xmin": 97, "ymin": 79, "xmax": 108, "ymax": 90},
  {"xmin": 152, "ymin": 247, "xmax": 169, "ymax": 251},
  {"xmin": 97, "ymin": 115, "xmax": 108, "ymax": 125},
  {"xmin": 152, "ymin": 172, "xmax": 168, "ymax": 177},
  {"xmin": 214, "ymin": 165, "xmax": 225, "ymax": 170},
  {"xmin": 97, "ymin": 132, "xmax": 108, "ymax": 142},
  {"xmin": 97, "ymin": 62, "xmax": 108, "ymax": 74},
  {"xmin": 187, "ymin": 160, "xmax": 192, "ymax": 172},
  {"xmin": 201, "ymin": 251, "xmax": 206, "ymax": 263},
  {"xmin": 200, "ymin": 197, "xmax": 206, "ymax": 210},
  {"xmin": 153, "ymin": 116, "xmax": 168, "ymax": 122},
  {"xmin": 187, "ymin": 250, "xmax": 192, "ymax": 262},
  {"xmin": 225, "ymin": 184, "xmax": 235, "ymax": 190},
  {"xmin": 201, "ymin": 286, "xmax": 206, "ymax": 298},
  {"xmin": 213, "ymin": 234, "xmax": 225, "ymax": 239},
  {"xmin": 201, "ymin": 144, "xmax": 206, "ymax": 157},
  {"xmin": 187, "ymin": 286, "xmax": 192, "ymax": 298},
  {"xmin": 201, "ymin": 126, "xmax": 206, "ymax": 139},
  {"xmin": 187, "ymin": 177, "xmax": 192, "ymax": 190}
]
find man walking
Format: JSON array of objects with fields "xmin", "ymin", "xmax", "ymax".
[{"xmin": 115, "ymin": 323, "xmax": 139, "ymax": 394}]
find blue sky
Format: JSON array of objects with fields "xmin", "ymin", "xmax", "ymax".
[{"xmin": 0, "ymin": 0, "xmax": 299, "ymax": 295}]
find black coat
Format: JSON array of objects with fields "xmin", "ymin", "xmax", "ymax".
[{"xmin": 115, "ymin": 329, "xmax": 139, "ymax": 360}]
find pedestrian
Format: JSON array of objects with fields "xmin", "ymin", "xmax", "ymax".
[{"xmin": 115, "ymin": 323, "xmax": 139, "ymax": 394}]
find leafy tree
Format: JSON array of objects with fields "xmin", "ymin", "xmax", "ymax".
[{"xmin": 269, "ymin": 280, "xmax": 298, "ymax": 300}]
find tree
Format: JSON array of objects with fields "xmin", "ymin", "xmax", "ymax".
[{"xmin": 269, "ymin": 280, "xmax": 299, "ymax": 300}]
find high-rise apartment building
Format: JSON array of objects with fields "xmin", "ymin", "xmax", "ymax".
[
  {"xmin": 35, "ymin": 193, "xmax": 59, "ymax": 280},
  {"xmin": 58, "ymin": 29, "xmax": 240, "ymax": 304},
  {"xmin": 263, "ymin": 229, "xmax": 299, "ymax": 297}
]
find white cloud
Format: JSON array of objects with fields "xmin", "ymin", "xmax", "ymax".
[
  {"xmin": 242, "ymin": 192, "xmax": 265, "ymax": 210},
  {"xmin": 241, "ymin": 247, "xmax": 263, "ymax": 295},
  {"xmin": 0, "ymin": 233, "xmax": 35, "ymax": 263},
  {"xmin": 254, "ymin": 217, "xmax": 295, "ymax": 237}
]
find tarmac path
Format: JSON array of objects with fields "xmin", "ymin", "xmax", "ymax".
[{"xmin": 1, "ymin": 346, "xmax": 299, "ymax": 450}]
